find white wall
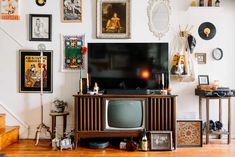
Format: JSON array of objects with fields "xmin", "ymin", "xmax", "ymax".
[{"xmin": 0, "ymin": 0, "xmax": 235, "ymax": 139}]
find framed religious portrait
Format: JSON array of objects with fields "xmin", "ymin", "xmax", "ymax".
[
  {"xmin": 19, "ymin": 50, "xmax": 53, "ymax": 93},
  {"xmin": 150, "ymin": 131, "xmax": 173, "ymax": 151},
  {"xmin": 0, "ymin": 0, "xmax": 20, "ymax": 20},
  {"xmin": 61, "ymin": 0, "xmax": 82, "ymax": 23},
  {"xmin": 97, "ymin": 0, "xmax": 131, "ymax": 39},
  {"xmin": 60, "ymin": 34, "xmax": 86, "ymax": 72},
  {"xmin": 29, "ymin": 14, "xmax": 52, "ymax": 41},
  {"xmin": 177, "ymin": 120, "xmax": 203, "ymax": 147}
]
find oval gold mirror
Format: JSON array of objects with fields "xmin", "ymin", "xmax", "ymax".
[{"xmin": 148, "ymin": 0, "xmax": 171, "ymax": 40}]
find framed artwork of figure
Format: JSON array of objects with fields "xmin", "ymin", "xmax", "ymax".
[
  {"xmin": 29, "ymin": 14, "xmax": 52, "ymax": 41},
  {"xmin": 97, "ymin": 0, "xmax": 131, "ymax": 39},
  {"xmin": 61, "ymin": 0, "xmax": 82, "ymax": 23}
]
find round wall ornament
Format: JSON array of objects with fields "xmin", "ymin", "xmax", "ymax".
[{"xmin": 198, "ymin": 22, "xmax": 216, "ymax": 40}]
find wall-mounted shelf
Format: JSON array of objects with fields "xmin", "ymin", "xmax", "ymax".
[{"xmin": 187, "ymin": 6, "xmax": 223, "ymax": 12}]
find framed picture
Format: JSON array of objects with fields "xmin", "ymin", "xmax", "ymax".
[
  {"xmin": 198, "ymin": 75, "xmax": 209, "ymax": 85},
  {"xmin": 61, "ymin": 0, "xmax": 82, "ymax": 23},
  {"xmin": 195, "ymin": 53, "xmax": 206, "ymax": 64},
  {"xmin": 0, "ymin": 0, "xmax": 20, "ymax": 20},
  {"xmin": 19, "ymin": 50, "xmax": 53, "ymax": 93},
  {"xmin": 150, "ymin": 131, "xmax": 173, "ymax": 151},
  {"xmin": 29, "ymin": 14, "xmax": 52, "ymax": 41},
  {"xmin": 61, "ymin": 34, "xmax": 85, "ymax": 72},
  {"xmin": 177, "ymin": 120, "xmax": 203, "ymax": 147},
  {"xmin": 97, "ymin": 0, "xmax": 131, "ymax": 39}
]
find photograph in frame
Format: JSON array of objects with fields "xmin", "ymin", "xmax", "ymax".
[
  {"xmin": 97, "ymin": 0, "xmax": 131, "ymax": 39},
  {"xmin": 19, "ymin": 50, "xmax": 53, "ymax": 93},
  {"xmin": 61, "ymin": 0, "xmax": 82, "ymax": 23},
  {"xmin": 61, "ymin": 34, "xmax": 85, "ymax": 72},
  {"xmin": 29, "ymin": 14, "xmax": 52, "ymax": 41},
  {"xmin": 0, "ymin": 0, "xmax": 20, "ymax": 20},
  {"xmin": 150, "ymin": 131, "xmax": 173, "ymax": 151}
]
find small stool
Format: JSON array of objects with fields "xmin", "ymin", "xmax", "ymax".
[{"xmin": 49, "ymin": 112, "xmax": 69, "ymax": 139}]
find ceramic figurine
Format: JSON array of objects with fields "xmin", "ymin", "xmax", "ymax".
[
  {"xmin": 51, "ymin": 128, "xmax": 60, "ymax": 150},
  {"xmin": 93, "ymin": 82, "xmax": 99, "ymax": 95},
  {"xmin": 60, "ymin": 138, "xmax": 73, "ymax": 151}
]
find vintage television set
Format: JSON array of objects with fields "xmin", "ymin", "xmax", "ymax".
[
  {"xmin": 104, "ymin": 98, "xmax": 146, "ymax": 131},
  {"xmin": 88, "ymin": 42, "xmax": 169, "ymax": 94}
]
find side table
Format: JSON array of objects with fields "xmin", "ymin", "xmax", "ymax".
[
  {"xmin": 198, "ymin": 96, "xmax": 231, "ymax": 144},
  {"xmin": 49, "ymin": 112, "xmax": 69, "ymax": 139}
]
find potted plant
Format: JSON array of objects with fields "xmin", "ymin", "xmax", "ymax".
[{"xmin": 51, "ymin": 99, "xmax": 67, "ymax": 113}]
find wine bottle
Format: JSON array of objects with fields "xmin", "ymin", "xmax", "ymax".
[{"xmin": 141, "ymin": 128, "xmax": 148, "ymax": 151}]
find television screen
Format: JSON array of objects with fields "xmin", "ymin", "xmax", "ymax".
[
  {"xmin": 104, "ymin": 99, "xmax": 145, "ymax": 130},
  {"xmin": 88, "ymin": 43, "xmax": 169, "ymax": 90}
]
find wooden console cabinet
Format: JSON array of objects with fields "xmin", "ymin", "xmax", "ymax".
[{"xmin": 73, "ymin": 94, "xmax": 177, "ymax": 149}]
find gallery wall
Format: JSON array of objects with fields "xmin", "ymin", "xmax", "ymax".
[{"xmin": 0, "ymin": 0, "xmax": 235, "ymax": 138}]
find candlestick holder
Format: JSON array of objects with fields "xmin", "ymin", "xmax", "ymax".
[{"xmin": 79, "ymin": 79, "xmax": 83, "ymax": 95}]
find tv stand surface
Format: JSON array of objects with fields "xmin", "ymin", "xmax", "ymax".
[{"xmin": 73, "ymin": 94, "xmax": 177, "ymax": 149}]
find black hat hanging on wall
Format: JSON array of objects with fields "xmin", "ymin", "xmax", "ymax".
[
  {"xmin": 198, "ymin": 22, "xmax": 216, "ymax": 40},
  {"xmin": 36, "ymin": 0, "xmax": 46, "ymax": 6}
]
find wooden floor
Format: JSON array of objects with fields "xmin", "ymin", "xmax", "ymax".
[{"xmin": 0, "ymin": 140, "xmax": 235, "ymax": 157}]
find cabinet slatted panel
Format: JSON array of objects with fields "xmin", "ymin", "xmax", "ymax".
[
  {"xmin": 77, "ymin": 97, "xmax": 102, "ymax": 131},
  {"xmin": 148, "ymin": 97, "xmax": 174, "ymax": 131}
]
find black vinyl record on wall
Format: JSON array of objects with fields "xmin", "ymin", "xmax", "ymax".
[
  {"xmin": 36, "ymin": 0, "xmax": 46, "ymax": 6},
  {"xmin": 198, "ymin": 22, "xmax": 216, "ymax": 40}
]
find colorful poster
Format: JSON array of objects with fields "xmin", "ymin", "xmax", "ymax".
[
  {"xmin": 0, "ymin": 0, "xmax": 20, "ymax": 20},
  {"xmin": 61, "ymin": 35, "xmax": 85, "ymax": 72},
  {"xmin": 20, "ymin": 50, "xmax": 53, "ymax": 93}
]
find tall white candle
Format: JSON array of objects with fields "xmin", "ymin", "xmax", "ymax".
[
  {"xmin": 162, "ymin": 73, "xmax": 164, "ymax": 89},
  {"xmin": 87, "ymin": 73, "xmax": 89, "ymax": 88}
]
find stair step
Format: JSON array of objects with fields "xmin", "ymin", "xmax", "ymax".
[
  {"xmin": 0, "ymin": 114, "xmax": 6, "ymax": 128},
  {"xmin": 0, "ymin": 126, "xmax": 19, "ymax": 150}
]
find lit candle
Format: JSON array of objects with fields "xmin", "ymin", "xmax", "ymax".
[{"xmin": 162, "ymin": 73, "xmax": 164, "ymax": 89}]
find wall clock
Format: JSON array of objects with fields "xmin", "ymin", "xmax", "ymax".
[
  {"xmin": 212, "ymin": 48, "xmax": 223, "ymax": 60},
  {"xmin": 198, "ymin": 22, "xmax": 216, "ymax": 40},
  {"xmin": 36, "ymin": 0, "xmax": 46, "ymax": 6}
]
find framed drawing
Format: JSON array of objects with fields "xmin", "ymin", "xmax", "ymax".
[
  {"xmin": 29, "ymin": 14, "xmax": 52, "ymax": 41},
  {"xmin": 198, "ymin": 75, "xmax": 209, "ymax": 85},
  {"xmin": 177, "ymin": 120, "xmax": 203, "ymax": 147},
  {"xmin": 150, "ymin": 131, "xmax": 173, "ymax": 151},
  {"xmin": 61, "ymin": 34, "xmax": 86, "ymax": 72},
  {"xmin": 61, "ymin": 0, "xmax": 82, "ymax": 23},
  {"xmin": 0, "ymin": 0, "xmax": 20, "ymax": 20},
  {"xmin": 19, "ymin": 50, "xmax": 53, "ymax": 93},
  {"xmin": 195, "ymin": 53, "xmax": 206, "ymax": 64},
  {"xmin": 97, "ymin": 0, "xmax": 131, "ymax": 39}
]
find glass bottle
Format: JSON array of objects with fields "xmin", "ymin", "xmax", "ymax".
[
  {"xmin": 215, "ymin": 0, "xmax": 220, "ymax": 7},
  {"xmin": 208, "ymin": 0, "xmax": 212, "ymax": 6},
  {"xmin": 141, "ymin": 128, "xmax": 148, "ymax": 151},
  {"xmin": 199, "ymin": 0, "xmax": 204, "ymax": 6}
]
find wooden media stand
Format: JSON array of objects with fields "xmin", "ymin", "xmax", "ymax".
[{"xmin": 73, "ymin": 94, "xmax": 177, "ymax": 149}]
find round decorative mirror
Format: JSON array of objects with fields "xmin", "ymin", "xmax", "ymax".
[{"xmin": 148, "ymin": 0, "xmax": 171, "ymax": 40}]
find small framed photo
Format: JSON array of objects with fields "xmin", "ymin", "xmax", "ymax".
[
  {"xmin": 19, "ymin": 50, "xmax": 53, "ymax": 93},
  {"xmin": 29, "ymin": 14, "xmax": 52, "ymax": 41},
  {"xmin": 195, "ymin": 53, "xmax": 206, "ymax": 64},
  {"xmin": 177, "ymin": 120, "xmax": 203, "ymax": 147},
  {"xmin": 150, "ymin": 131, "xmax": 173, "ymax": 151},
  {"xmin": 96, "ymin": 0, "xmax": 131, "ymax": 39},
  {"xmin": 198, "ymin": 75, "xmax": 209, "ymax": 85},
  {"xmin": 61, "ymin": 0, "xmax": 82, "ymax": 23}
]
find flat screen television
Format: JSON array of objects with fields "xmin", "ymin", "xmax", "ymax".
[
  {"xmin": 104, "ymin": 98, "xmax": 146, "ymax": 130},
  {"xmin": 88, "ymin": 42, "xmax": 169, "ymax": 92}
]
